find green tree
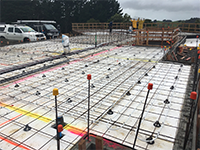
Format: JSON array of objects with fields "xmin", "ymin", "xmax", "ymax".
[
  {"xmin": 87, "ymin": 18, "xmax": 100, "ymax": 23},
  {"xmin": 81, "ymin": 0, "xmax": 123, "ymax": 22},
  {"xmin": 1, "ymin": 0, "xmax": 123, "ymax": 33},
  {"xmin": 108, "ymin": 13, "xmax": 124, "ymax": 22},
  {"xmin": 1, "ymin": 0, "xmax": 35, "ymax": 23},
  {"xmin": 123, "ymin": 13, "xmax": 131, "ymax": 22},
  {"xmin": 144, "ymin": 19, "xmax": 152, "ymax": 23}
]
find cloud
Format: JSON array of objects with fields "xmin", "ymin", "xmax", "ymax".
[{"xmin": 120, "ymin": 0, "xmax": 199, "ymax": 12}]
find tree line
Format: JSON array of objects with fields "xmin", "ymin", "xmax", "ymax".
[{"xmin": 0, "ymin": 0, "xmax": 131, "ymax": 33}]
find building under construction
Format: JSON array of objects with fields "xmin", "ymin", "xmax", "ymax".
[{"xmin": 0, "ymin": 22, "xmax": 199, "ymax": 150}]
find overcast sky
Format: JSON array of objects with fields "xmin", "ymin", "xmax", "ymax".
[{"xmin": 119, "ymin": 0, "xmax": 200, "ymax": 21}]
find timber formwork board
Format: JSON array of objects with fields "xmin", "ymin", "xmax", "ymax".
[{"xmin": 133, "ymin": 28, "xmax": 180, "ymax": 47}]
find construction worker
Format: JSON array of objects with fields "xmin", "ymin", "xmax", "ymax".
[
  {"xmin": 129, "ymin": 26, "xmax": 133, "ymax": 33},
  {"xmin": 138, "ymin": 19, "xmax": 145, "ymax": 29},
  {"xmin": 109, "ymin": 21, "xmax": 113, "ymax": 33},
  {"xmin": 62, "ymin": 34, "xmax": 70, "ymax": 54},
  {"xmin": 131, "ymin": 19, "xmax": 138, "ymax": 29}
]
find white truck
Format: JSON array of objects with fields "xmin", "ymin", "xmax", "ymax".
[{"xmin": 0, "ymin": 24, "xmax": 46, "ymax": 42}]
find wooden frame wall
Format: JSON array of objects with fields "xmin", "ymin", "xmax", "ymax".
[{"xmin": 72, "ymin": 22, "xmax": 200, "ymax": 33}]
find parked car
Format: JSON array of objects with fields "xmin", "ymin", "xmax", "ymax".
[
  {"xmin": 0, "ymin": 24, "xmax": 46, "ymax": 42},
  {"xmin": 17, "ymin": 20, "xmax": 60, "ymax": 39}
]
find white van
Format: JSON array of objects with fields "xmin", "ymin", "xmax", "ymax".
[{"xmin": 0, "ymin": 24, "xmax": 46, "ymax": 42}]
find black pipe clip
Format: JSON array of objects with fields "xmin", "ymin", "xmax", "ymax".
[
  {"xmin": 42, "ymin": 74, "xmax": 46, "ymax": 77},
  {"xmin": 65, "ymin": 78, "xmax": 69, "ymax": 82},
  {"xmin": 170, "ymin": 86, "xmax": 174, "ymax": 90},
  {"xmin": 106, "ymin": 75, "xmax": 109, "ymax": 78},
  {"xmin": 175, "ymin": 76, "xmax": 178, "ymax": 80},
  {"xmin": 108, "ymin": 68, "xmax": 111, "ymax": 71},
  {"xmin": 82, "ymin": 71, "xmax": 85, "ymax": 75},
  {"xmin": 145, "ymin": 73, "xmax": 148, "ymax": 76},
  {"xmin": 137, "ymin": 80, "xmax": 141, "ymax": 84}
]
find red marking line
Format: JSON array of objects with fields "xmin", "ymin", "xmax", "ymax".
[
  {"xmin": 0, "ymin": 114, "xmax": 22, "ymax": 126},
  {"xmin": 0, "ymin": 46, "xmax": 121, "ymax": 89},
  {"xmin": 0, "ymin": 136, "xmax": 30, "ymax": 150},
  {"xmin": 0, "ymin": 114, "xmax": 31, "ymax": 149}
]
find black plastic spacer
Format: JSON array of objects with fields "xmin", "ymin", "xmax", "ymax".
[
  {"xmin": 126, "ymin": 91, "xmax": 131, "ymax": 96},
  {"xmin": 170, "ymin": 86, "xmax": 174, "ymax": 90},
  {"xmin": 146, "ymin": 136, "xmax": 154, "ymax": 145},
  {"xmin": 91, "ymin": 84, "xmax": 95, "ymax": 88},
  {"xmin": 24, "ymin": 124, "xmax": 31, "ymax": 131},
  {"xmin": 36, "ymin": 91, "xmax": 41, "ymax": 96},
  {"xmin": 107, "ymin": 109, "xmax": 113, "ymax": 115},
  {"xmin": 15, "ymin": 84, "xmax": 19, "ymax": 88},
  {"xmin": 153, "ymin": 121, "xmax": 161, "ymax": 128},
  {"xmin": 67, "ymin": 98, "xmax": 72, "ymax": 103},
  {"xmin": 164, "ymin": 99, "xmax": 170, "ymax": 104}
]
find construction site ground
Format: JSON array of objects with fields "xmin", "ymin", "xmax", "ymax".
[{"xmin": 0, "ymin": 34, "xmax": 197, "ymax": 150}]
